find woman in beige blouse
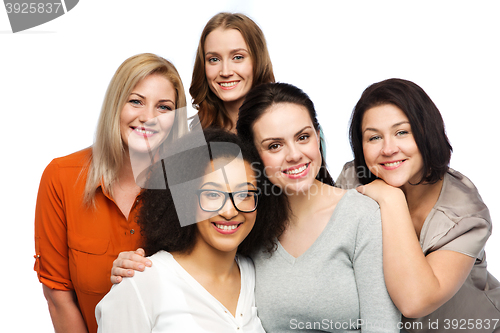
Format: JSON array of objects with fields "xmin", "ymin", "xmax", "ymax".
[{"xmin": 337, "ymin": 78, "xmax": 500, "ymax": 332}]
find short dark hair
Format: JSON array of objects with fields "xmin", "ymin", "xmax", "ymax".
[
  {"xmin": 236, "ymin": 82, "xmax": 335, "ymax": 186},
  {"xmin": 137, "ymin": 128, "xmax": 288, "ymax": 257},
  {"xmin": 349, "ymin": 78, "xmax": 452, "ymax": 185}
]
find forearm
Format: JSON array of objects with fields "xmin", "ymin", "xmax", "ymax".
[
  {"xmin": 378, "ymin": 192, "xmax": 445, "ymax": 317},
  {"xmin": 43, "ymin": 285, "xmax": 88, "ymax": 333}
]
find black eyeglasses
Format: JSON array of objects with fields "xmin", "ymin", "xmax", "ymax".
[{"xmin": 196, "ymin": 189, "xmax": 259, "ymax": 213}]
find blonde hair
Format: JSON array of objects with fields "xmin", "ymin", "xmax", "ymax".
[
  {"xmin": 189, "ymin": 12, "xmax": 275, "ymax": 130},
  {"xmin": 84, "ymin": 53, "xmax": 188, "ymax": 205}
]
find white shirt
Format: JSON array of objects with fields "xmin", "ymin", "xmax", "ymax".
[{"xmin": 96, "ymin": 251, "xmax": 265, "ymax": 333}]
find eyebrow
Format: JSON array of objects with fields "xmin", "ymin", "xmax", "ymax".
[
  {"xmin": 129, "ymin": 92, "xmax": 174, "ymax": 104},
  {"xmin": 205, "ymin": 48, "xmax": 249, "ymax": 57},
  {"xmin": 200, "ymin": 181, "xmax": 257, "ymax": 190},
  {"xmin": 363, "ymin": 121, "xmax": 410, "ymax": 134},
  {"xmin": 260, "ymin": 126, "xmax": 312, "ymax": 145}
]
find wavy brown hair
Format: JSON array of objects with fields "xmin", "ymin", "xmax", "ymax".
[{"xmin": 189, "ymin": 12, "xmax": 275, "ymax": 130}]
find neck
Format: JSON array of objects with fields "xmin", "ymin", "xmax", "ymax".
[
  {"xmin": 401, "ymin": 179, "xmax": 442, "ymax": 209},
  {"xmin": 117, "ymin": 151, "xmax": 136, "ymax": 184},
  {"xmin": 286, "ymin": 179, "xmax": 326, "ymax": 225}
]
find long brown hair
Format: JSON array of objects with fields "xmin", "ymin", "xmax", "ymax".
[{"xmin": 190, "ymin": 12, "xmax": 275, "ymax": 130}]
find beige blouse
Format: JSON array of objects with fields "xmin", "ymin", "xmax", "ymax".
[{"xmin": 336, "ymin": 161, "xmax": 500, "ymax": 332}]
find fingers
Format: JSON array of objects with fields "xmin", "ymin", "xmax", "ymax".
[
  {"xmin": 356, "ymin": 185, "xmax": 365, "ymax": 194},
  {"xmin": 135, "ymin": 248, "xmax": 146, "ymax": 257},
  {"xmin": 110, "ymin": 249, "xmax": 152, "ymax": 284}
]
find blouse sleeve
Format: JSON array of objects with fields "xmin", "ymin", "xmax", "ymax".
[
  {"xmin": 425, "ymin": 213, "xmax": 491, "ymax": 258},
  {"xmin": 335, "ymin": 160, "xmax": 361, "ymax": 189},
  {"xmin": 34, "ymin": 159, "xmax": 73, "ymax": 290},
  {"xmin": 353, "ymin": 204, "xmax": 401, "ymax": 332},
  {"xmin": 96, "ymin": 277, "xmax": 152, "ymax": 333}
]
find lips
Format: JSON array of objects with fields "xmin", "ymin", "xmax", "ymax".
[
  {"xmin": 218, "ymin": 81, "xmax": 239, "ymax": 90},
  {"xmin": 131, "ymin": 126, "xmax": 158, "ymax": 137},
  {"xmin": 380, "ymin": 159, "xmax": 406, "ymax": 170},
  {"xmin": 211, "ymin": 222, "xmax": 243, "ymax": 235},
  {"xmin": 282, "ymin": 163, "xmax": 310, "ymax": 179}
]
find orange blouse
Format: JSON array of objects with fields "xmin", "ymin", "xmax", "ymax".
[{"xmin": 34, "ymin": 147, "xmax": 142, "ymax": 333}]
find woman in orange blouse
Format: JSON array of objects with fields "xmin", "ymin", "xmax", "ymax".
[{"xmin": 34, "ymin": 53, "xmax": 188, "ymax": 333}]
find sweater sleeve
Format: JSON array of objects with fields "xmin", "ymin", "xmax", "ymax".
[{"xmin": 353, "ymin": 205, "xmax": 401, "ymax": 332}]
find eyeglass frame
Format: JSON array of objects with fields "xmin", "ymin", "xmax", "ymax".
[{"xmin": 196, "ymin": 189, "xmax": 259, "ymax": 213}]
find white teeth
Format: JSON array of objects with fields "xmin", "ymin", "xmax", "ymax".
[
  {"xmin": 215, "ymin": 223, "xmax": 239, "ymax": 231},
  {"xmin": 384, "ymin": 161, "xmax": 402, "ymax": 167},
  {"xmin": 134, "ymin": 128, "xmax": 155, "ymax": 135},
  {"xmin": 284, "ymin": 164, "xmax": 308, "ymax": 175},
  {"xmin": 220, "ymin": 81, "xmax": 238, "ymax": 87}
]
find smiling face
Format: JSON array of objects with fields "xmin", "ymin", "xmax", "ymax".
[
  {"xmin": 195, "ymin": 157, "xmax": 257, "ymax": 254},
  {"xmin": 361, "ymin": 104, "xmax": 424, "ymax": 187},
  {"xmin": 204, "ymin": 28, "xmax": 254, "ymax": 108},
  {"xmin": 120, "ymin": 74, "xmax": 177, "ymax": 155},
  {"xmin": 252, "ymin": 102, "xmax": 322, "ymax": 195}
]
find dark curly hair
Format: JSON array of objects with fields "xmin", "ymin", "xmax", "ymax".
[
  {"xmin": 236, "ymin": 82, "xmax": 335, "ymax": 186},
  {"xmin": 137, "ymin": 128, "xmax": 289, "ymax": 257},
  {"xmin": 349, "ymin": 78, "xmax": 452, "ymax": 185}
]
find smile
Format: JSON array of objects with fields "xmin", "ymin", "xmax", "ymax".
[
  {"xmin": 380, "ymin": 160, "xmax": 405, "ymax": 170},
  {"xmin": 132, "ymin": 127, "xmax": 157, "ymax": 136},
  {"xmin": 282, "ymin": 163, "xmax": 310, "ymax": 179},
  {"xmin": 212, "ymin": 222, "xmax": 242, "ymax": 234},
  {"xmin": 218, "ymin": 81, "xmax": 239, "ymax": 89}
]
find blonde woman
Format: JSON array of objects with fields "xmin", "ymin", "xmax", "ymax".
[{"xmin": 34, "ymin": 53, "xmax": 188, "ymax": 333}]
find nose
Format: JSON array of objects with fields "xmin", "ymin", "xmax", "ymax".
[
  {"xmin": 381, "ymin": 137, "xmax": 399, "ymax": 156},
  {"xmin": 218, "ymin": 196, "xmax": 238, "ymax": 220},
  {"xmin": 219, "ymin": 60, "xmax": 233, "ymax": 77},
  {"xmin": 138, "ymin": 105, "xmax": 157, "ymax": 124},
  {"xmin": 285, "ymin": 143, "xmax": 302, "ymax": 163}
]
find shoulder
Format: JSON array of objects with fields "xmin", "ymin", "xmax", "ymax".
[
  {"xmin": 339, "ymin": 189, "xmax": 380, "ymax": 216},
  {"xmin": 236, "ymin": 255, "xmax": 255, "ymax": 274},
  {"xmin": 50, "ymin": 147, "xmax": 92, "ymax": 168},
  {"xmin": 335, "ymin": 160, "xmax": 362, "ymax": 189},
  {"xmin": 422, "ymin": 169, "xmax": 491, "ymax": 256},
  {"xmin": 43, "ymin": 147, "xmax": 92, "ymax": 176},
  {"xmin": 124, "ymin": 251, "xmax": 171, "ymax": 290},
  {"xmin": 436, "ymin": 169, "xmax": 491, "ymax": 224}
]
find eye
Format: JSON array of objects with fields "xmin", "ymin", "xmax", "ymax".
[
  {"xmin": 396, "ymin": 130, "xmax": 409, "ymax": 136},
  {"xmin": 202, "ymin": 191, "xmax": 223, "ymax": 200},
  {"xmin": 129, "ymin": 99, "xmax": 141, "ymax": 106},
  {"xmin": 233, "ymin": 55, "xmax": 244, "ymax": 61},
  {"xmin": 298, "ymin": 134, "xmax": 310, "ymax": 142},
  {"xmin": 158, "ymin": 104, "xmax": 174, "ymax": 112},
  {"xmin": 268, "ymin": 142, "xmax": 281, "ymax": 151},
  {"xmin": 368, "ymin": 135, "xmax": 381, "ymax": 142},
  {"xmin": 235, "ymin": 191, "xmax": 253, "ymax": 200},
  {"xmin": 207, "ymin": 57, "xmax": 219, "ymax": 64}
]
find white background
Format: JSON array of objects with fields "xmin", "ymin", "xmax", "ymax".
[{"xmin": 1, "ymin": 1, "xmax": 498, "ymax": 331}]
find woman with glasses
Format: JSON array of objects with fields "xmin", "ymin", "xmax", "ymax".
[{"xmin": 96, "ymin": 128, "xmax": 288, "ymax": 332}]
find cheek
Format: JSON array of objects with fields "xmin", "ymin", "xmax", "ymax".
[
  {"xmin": 362, "ymin": 144, "xmax": 377, "ymax": 167},
  {"xmin": 260, "ymin": 154, "xmax": 282, "ymax": 178}
]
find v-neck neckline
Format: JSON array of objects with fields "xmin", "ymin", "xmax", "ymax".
[
  {"xmin": 166, "ymin": 252, "xmax": 244, "ymax": 319},
  {"xmin": 276, "ymin": 189, "xmax": 352, "ymax": 265}
]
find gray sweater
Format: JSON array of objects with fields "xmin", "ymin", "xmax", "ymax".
[{"xmin": 251, "ymin": 190, "xmax": 401, "ymax": 332}]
